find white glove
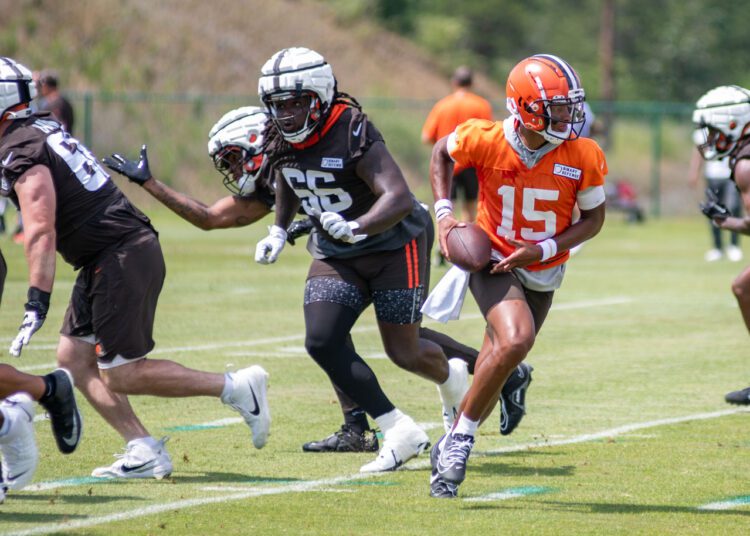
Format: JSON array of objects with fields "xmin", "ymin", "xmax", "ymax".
[
  {"xmin": 319, "ymin": 211, "xmax": 368, "ymax": 244},
  {"xmin": 255, "ymin": 225, "xmax": 287, "ymax": 264},
  {"xmin": 10, "ymin": 309, "xmax": 45, "ymax": 357}
]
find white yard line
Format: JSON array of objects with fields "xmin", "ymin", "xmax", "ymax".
[
  {"xmin": 3, "ymin": 405, "xmax": 745, "ymax": 536},
  {"xmin": 16, "ymin": 296, "xmax": 632, "ymax": 373}
]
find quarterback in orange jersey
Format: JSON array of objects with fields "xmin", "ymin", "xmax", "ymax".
[{"xmin": 427, "ymin": 54, "xmax": 607, "ymax": 498}]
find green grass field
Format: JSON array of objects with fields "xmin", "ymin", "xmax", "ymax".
[{"xmin": 0, "ymin": 207, "xmax": 748, "ymax": 535}]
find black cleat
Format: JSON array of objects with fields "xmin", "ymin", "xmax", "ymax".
[
  {"xmin": 725, "ymin": 386, "xmax": 750, "ymax": 405},
  {"xmin": 302, "ymin": 425, "xmax": 379, "ymax": 453},
  {"xmin": 499, "ymin": 362, "xmax": 533, "ymax": 435},
  {"xmin": 434, "ymin": 432, "xmax": 474, "ymax": 485},
  {"xmin": 39, "ymin": 369, "xmax": 82, "ymax": 454}
]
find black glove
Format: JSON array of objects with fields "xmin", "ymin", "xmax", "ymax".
[
  {"xmin": 286, "ymin": 218, "xmax": 314, "ymax": 246},
  {"xmin": 102, "ymin": 145, "xmax": 152, "ymax": 186},
  {"xmin": 699, "ymin": 187, "xmax": 730, "ymax": 221}
]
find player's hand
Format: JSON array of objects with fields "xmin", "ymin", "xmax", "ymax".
[
  {"xmin": 436, "ymin": 215, "xmax": 464, "ymax": 261},
  {"xmin": 255, "ymin": 225, "xmax": 287, "ymax": 264},
  {"xmin": 699, "ymin": 188, "xmax": 730, "ymax": 223},
  {"xmin": 492, "ymin": 237, "xmax": 539, "ymax": 273},
  {"xmin": 102, "ymin": 145, "xmax": 152, "ymax": 186},
  {"xmin": 9, "ymin": 289, "xmax": 49, "ymax": 357},
  {"xmin": 318, "ymin": 211, "xmax": 367, "ymax": 244},
  {"xmin": 286, "ymin": 218, "xmax": 314, "ymax": 246}
]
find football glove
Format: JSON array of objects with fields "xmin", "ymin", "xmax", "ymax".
[
  {"xmin": 255, "ymin": 225, "xmax": 287, "ymax": 264},
  {"xmin": 102, "ymin": 145, "xmax": 152, "ymax": 186},
  {"xmin": 286, "ymin": 218, "xmax": 314, "ymax": 246},
  {"xmin": 318, "ymin": 211, "xmax": 367, "ymax": 244},
  {"xmin": 10, "ymin": 287, "xmax": 50, "ymax": 357},
  {"xmin": 700, "ymin": 188, "xmax": 730, "ymax": 221}
]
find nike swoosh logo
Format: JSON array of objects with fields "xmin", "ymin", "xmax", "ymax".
[
  {"xmin": 1, "ymin": 151, "xmax": 13, "ymax": 167},
  {"xmin": 62, "ymin": 412, "xmax": 80, "ymax": 447},
  {"xmin": 248, "ymin": 387, "xmax": 260, "ymax": 416},
  {"xmin": 7, "ymin": 469, "xmax": 30, "ymax": 481},
  {"xmin": 121, "ymin": 460, "xmax": 157, "ymax": 473},
  {"xmin": 352, "ymin": 123, "xmax": 362, "ymax": 137}
]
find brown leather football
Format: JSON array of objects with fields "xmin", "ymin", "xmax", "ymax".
[{"xmin": 446, "ymin": 223, "xmax": 491, "ymax": 272}]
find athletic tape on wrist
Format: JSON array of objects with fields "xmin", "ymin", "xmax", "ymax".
[{"xmin": 539, "ymin": 238, "xmax": 558, "ymax": 261}]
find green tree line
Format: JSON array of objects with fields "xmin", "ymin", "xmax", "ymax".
[{"xmin": 327, "ymin": 0, "xmax": 750, "ymax": 102}]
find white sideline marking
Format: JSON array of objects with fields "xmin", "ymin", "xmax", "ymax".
[
  {"xmin": 15, "ymin": 295, "xmax": 632, "ymax": 373},
  {"xmin": 4, "ymin": 406, "xmax": 745, "ymax": 536},
  {"xmin": 698, "ymin": 496, "xmax": 750, "ymax": 510}
]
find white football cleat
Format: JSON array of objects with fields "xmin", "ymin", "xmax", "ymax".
[
  {"xmin": 224, "ymin": 365, "xmax": 271, "ymax": 449},
  {"xmin": 360, "ymin": 415, "xmax": 429, "ymax": 473},
  {"xmin": 437, "ymin": 358, "xmax": 469, "ymax": 433},
  {"xmin": 92, "ymin": 437, "xmax": 172, "ymax": 480},
  {"xmin": 0, "ymin": 393, "xmax": 38, "ymax": 490}
]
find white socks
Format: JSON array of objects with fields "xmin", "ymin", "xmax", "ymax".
[
  {"xmin": 453, "ymin": 413, "xmax": 478, "ymax": 437},
  {"xmin": 220, "ymin": 372, "xmax": 234, "ymax": 403},
  {"xmin": 374, "ymin": 408, "xmax": 406, "ymax": 433}
]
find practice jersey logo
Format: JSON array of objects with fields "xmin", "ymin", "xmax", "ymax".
[
  {"xmin": 553, "ymin": 163, "xmax": 582, "ymax": 180},
  {"xmin": 321, "ymin": 157, "xmax": 344, "ymax": 169}
]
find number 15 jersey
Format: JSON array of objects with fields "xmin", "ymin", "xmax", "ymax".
[{"xmin": 448, "ymin": 117, "xmax": 607, "ymax": 272}]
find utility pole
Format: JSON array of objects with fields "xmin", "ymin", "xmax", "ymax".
[{"xmin": 599, "ymin": 0, "xmax": 615, "ymax": 150}]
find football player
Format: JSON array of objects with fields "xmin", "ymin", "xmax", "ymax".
[
  {"xmin": 428, "ymin": 54, "xmax": 607, "ymax": 497},
  {"xmin": 254, "ymin": 47, "xmax": 484, "ymax": 472},
  {"xmin": 105, "ymin": 105, "xmax": 528, "ymax": 454},
  {"xmin": 693, "ymin": 85, "xmax": 750, "ymax": 406},
  {"xmin": 0, "ymin": 57, "xmax": 270, "ymax": 481}
]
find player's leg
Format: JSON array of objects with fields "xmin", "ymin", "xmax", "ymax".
[
  {"xmin": 372, "ymin": 231, "xmax": 469, "ymax": 431},
  {"xmin": 93, "ymin": 231, "xmax": 269, "ymax": 449},
  {"xmin": 726, "ymin": 263, "xmax": 750, "ymax": 404},
  {"xmin": 456, "ymin": 168, "xmax": 479, "ymax": 222},
  {"xmin": 303, "ymin": 264, "xmax": 429, "ymax": 472},
  {"xmin": 431, "ymin": 271, "xmax": 548, "ymax": 498}
]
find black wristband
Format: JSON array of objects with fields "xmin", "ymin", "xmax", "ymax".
[{"xmin": 26, "ymin": 286, "xmax": 51, "ymax": 316}]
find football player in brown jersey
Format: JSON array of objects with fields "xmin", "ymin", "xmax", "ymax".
[{"xmin": 0, "ymin": 57, "xmax": 269, "ymax": 480}]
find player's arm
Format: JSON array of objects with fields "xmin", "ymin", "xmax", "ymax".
[
  {"xmin": 351, "ymin": 141, "xmax": 413, "ymax": 236},
  {"xmin": 14, "ymin": 165, "xmax": 56, "ymax": 292},
  {"xmin": 716, "ymin": 159, "xmax": 750, "ymax": 234},
  {"xmin": 549, "ymin": 203, "xmax": 606, "ymax": 252},
  {"xmin": 272, "ymin": 171, "xmax": 300, "ymax": 230},
  {"xmin": 142, "ymin": 179, "xmax": 270, "ymax": 230},
  {"xmin": 429, "ymin": 135, "xmax": 460, "ymax": 259}
]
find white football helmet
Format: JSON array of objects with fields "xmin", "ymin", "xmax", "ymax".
[
  {"xmin": 207, "ymin": 106, "xmax": 268, "ymax": 196},
  {"xmin": 0, "ymin": 57, "xmax": 37, "ymax": 121},
  {"xmin": 693, "ymin": 85, "xmax": 750, "ymax": 160},
  {"xmin": 258, "ymin": 47, "xmax": 336, "ymax": 143}
]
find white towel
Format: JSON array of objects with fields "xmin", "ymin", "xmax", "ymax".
[{"xmin": 421, "ymin": 265, "xmax": 470, "ymax": 323}]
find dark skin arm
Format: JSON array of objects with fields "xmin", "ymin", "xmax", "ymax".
[
  {"xmin": 494, "ymin": 203, "xmax": 606, "ymax": 272},
  {"xmin": 429, "ymin": 136, "xmax": 465, "ymax": 260},
  {"xmin": 714, "ymin": 158, "xmax": 750, "ymax": 234},
  {"xmin": 346, "ymin": 141, "xmax": 413, "ymax": 236},
  {"xmin": 273, "ymin": 169, "xmax": 302, "ymax": 230},
  {"xmin": 141, "ymin": 177, "xmax": 270, "ymax": 230}
]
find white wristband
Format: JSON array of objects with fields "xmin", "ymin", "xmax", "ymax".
[
  {"xmin": 539, "ymin": 238, "xmax": 558, "ymax": 261},
  {"xmin": 434, "ymin": 199, "xmax": 454, "ymax": 221}
]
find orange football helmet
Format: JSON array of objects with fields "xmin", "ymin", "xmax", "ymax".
[{"xmin": 506, "ymin": 54, "xmax": 586, "ymax": 145}]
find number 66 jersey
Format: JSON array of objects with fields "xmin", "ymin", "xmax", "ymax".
[
  {"xmin": 448, "ymin": 117, "xmax": 607, "ymax": 273},
  {"xmin": 0, "ymin": 112, "xmax": 154, "ymax": 268}
]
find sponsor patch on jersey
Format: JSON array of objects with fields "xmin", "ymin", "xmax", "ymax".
[
  {"xmin": 321, "ymin": 157, "xmax": 344, "ymax": 169},
  {"xmin": 553, "ymin": 163, "xmax": 582, "ymax": 180}
]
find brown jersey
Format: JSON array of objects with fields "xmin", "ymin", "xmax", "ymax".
[
  {"xmin": 275, "ymin": 105, "xmax": 430, "ymax": 259},
  {"xmin": 0, "ymin": 112, "xmax": 154, "ymax": 268}
]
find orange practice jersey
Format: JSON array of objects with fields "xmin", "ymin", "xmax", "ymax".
[
  {"xmin": 449, "ymin": 119, "xmax": 607, "ymax": 271},
  {"xmin": 422, "ymin": 90, "xmax": 493, "ymax": 143}
]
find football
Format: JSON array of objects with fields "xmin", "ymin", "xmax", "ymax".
[{"xmin": 446, "ymin": 223, "xmax": 491, "ymax": 272}]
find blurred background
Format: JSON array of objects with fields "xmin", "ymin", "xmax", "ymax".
[{"xmin": 2, "ymin": 0, "xmax": 748, "ymax": 217}]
